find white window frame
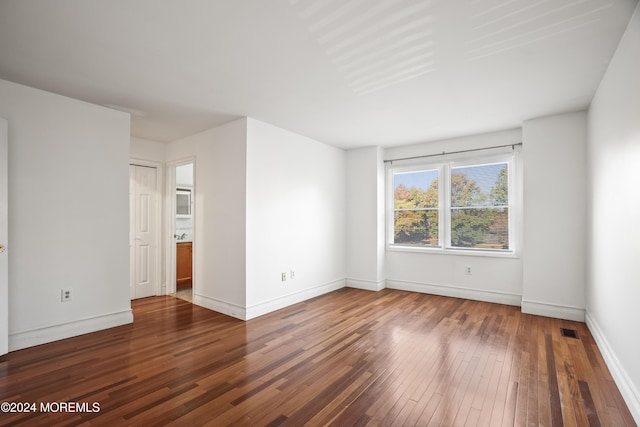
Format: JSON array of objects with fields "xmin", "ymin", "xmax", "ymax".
[{"xmin": 386, "ymin": 151, "xmax": 520, "ymax": 257}]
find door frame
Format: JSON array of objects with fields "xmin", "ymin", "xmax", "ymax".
[
  {"xmin": 166, "ymin": 157, "xmax": 195, "ymax": 296},
  {"xmin": 129, "ymin": 159, "xmax": 163, "ymax": 298},
  {"xmin": 1, "ymin": 117, "xmax": 8, "ymax": 356}
]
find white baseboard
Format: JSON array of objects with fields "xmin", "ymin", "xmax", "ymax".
[
  {"xmin": 245, "ymin": 279, "xmax": 345, "ymax": 320},
  {"xmin": 521, "ymin": 299, "xmax": 585, "ymax": 322},
  {"xmin": 586, "ymin": 312, "xmax": 640, "ymax": 424},
  {"xmin": 194, "ymin": 294, "xmax": 247, "ymax": 320},
  {"xmin": 9, "ymin": 309, "xmax": 133, "ymax": 351},
  {"xmin": 346, "ymin": 278, "xmax": 386, "ymax": 291},
  {"xmin": 194, "ymin": 280, "xmax": 346, "ymax": 320},
  {"xmin": 386, "ymin": 279, "xmax": 521, "ymax": 306}
]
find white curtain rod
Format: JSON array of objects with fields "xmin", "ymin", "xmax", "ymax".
[{"xmin": 384, "ymin": 142, "xmax": 523, "ymax": 164}]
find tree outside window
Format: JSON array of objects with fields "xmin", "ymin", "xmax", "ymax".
[
  {"xmin": 391, "ymin": 159, "xmax": 511, "ymax": 252},
  {"xmin": 393, "ymin": 169, "xmax": 439, "ymax": 247}
]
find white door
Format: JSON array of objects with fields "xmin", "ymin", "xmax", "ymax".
[
  {"xmin": 129, "ymin": 164, "xmax": 158, "ymax": 299},
  {"xmin": 1, "ymin": 118, "xmax": 8, "ymax": 355}
]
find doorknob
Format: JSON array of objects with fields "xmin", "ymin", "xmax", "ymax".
[{"xmin": 0, "ymin": 244, "xmax": 5, "ymax": 253}]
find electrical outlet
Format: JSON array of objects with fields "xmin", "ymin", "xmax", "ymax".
[
  {"xmin": 466, "ymin": 266, "xmax": 472, "ymax": 275},
  {"xmin": 61, "ymin": 289, "xmax": 72, "ymax": 302},
  {"xmin": 290, "ymin": 270, "xmax": 295, "ymax": 279},
  {"xmin": 281, "ymin": 272, "xmax": 287, "ymax": 282}
]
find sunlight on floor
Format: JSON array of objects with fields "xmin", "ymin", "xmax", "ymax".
[{"xmin": 170, "ymin": 288, "xmax": 192, "ymax": 303}]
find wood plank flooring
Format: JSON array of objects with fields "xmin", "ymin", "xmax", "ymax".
[{"xmin": 0, "ymin": 288, "xmax": 635, "ymax": 426}]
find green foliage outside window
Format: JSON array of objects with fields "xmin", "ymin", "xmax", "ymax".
[
  {"xmin": 394, "ymin": 177, "xmax": 438, "ymax": 246},
  {"xmin": 393, "ymin": 163, "xmax": 509, "ymax": 249}
]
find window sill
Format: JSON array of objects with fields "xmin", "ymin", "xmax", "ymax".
[{"xmin": 386, "ymin": 244, "xmax": 520, "ymax": 259}]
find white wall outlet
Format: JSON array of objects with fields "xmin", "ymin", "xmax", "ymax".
[
  {"xmin": 61, "ymin": 289, "xmax": 72, "ymax": 302},
  {"xmin": 281, "ymin": 272, "xmax": 287, "ymax": 282},
  {"xmin": 290, "ymin": 270, "xmax": 295, "ymax": 279},
  {"xmin": 466, "ymin": 266, "xmax": 472, "ymax": 275}
]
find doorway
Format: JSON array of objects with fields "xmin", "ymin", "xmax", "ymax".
[
  {"xmin": 129, "ymin": 163, "xmax": 160, "ymax": 299},
  {"xmin": 170, "ymin": 161, "xmax": 194, "ymax": 303}
]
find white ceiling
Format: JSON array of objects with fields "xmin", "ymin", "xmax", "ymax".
[{"xmin": 0, "ymin": 0, "xmax": 636, "ymax": 149}]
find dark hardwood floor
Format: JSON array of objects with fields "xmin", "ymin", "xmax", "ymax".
[{"xmin": 0, "ymin": 288, "xmax": 635, "ymax": 426}]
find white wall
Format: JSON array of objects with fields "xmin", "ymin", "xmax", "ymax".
[
  {"xmin": 587, "ymin": 4, "xmax": 640, "ymax": 421},
  {"xmin": 383, "ymin": 129, "xmax": 523, "ymax": 306},
  {"xmin": 521, "ymin": 112, "xmax": 587, "ymax": 321},
  {"xmin": 0, "ymin": 79, "xmax": 132, "ymax": 350},
  {"xmin": 176, "ymin": 163, "xmax": 193, "ymax": 187},
  {"xmin": 245, "ymin": 118, "xmax": 346, "ymax": 318},
  {"xmin": 130, "ymin": 136, "xmax": 166, "ymax": 164},
  {"xmin": 166, "ymin": 118, "xmax": 247, "ymax": 318},
  {"xmin": 346, "ymin": 146, "xmax": 385, "ymax": 290}
]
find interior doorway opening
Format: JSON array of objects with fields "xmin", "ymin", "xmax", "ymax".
[{"xmin": 170, "ymin": 161, "xmax": 194, "ymax": 303}]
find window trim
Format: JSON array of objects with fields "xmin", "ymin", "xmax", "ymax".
[{"xmin": 386, "ymin": 151, "xmax": 520, "ymax": 257}]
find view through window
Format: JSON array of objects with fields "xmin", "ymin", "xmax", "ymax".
[{"xmin": 390, "ymin": 155, "xmax": 514, "ymax": 252}]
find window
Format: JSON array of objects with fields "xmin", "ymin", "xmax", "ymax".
[
  {"xmin": 393, "ymin": 169, "xmax": 439, "ymax": 247},
  {"xmin": 388, "ymin": 153, "xmax": 517, "ymax": 254},
  {"xmin": 450, "ymin": 162, "xmax": 509, "ymax": 249}
]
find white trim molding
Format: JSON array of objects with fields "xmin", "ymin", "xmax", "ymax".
[
  {"xmin": 346, "ymin": 278, "xmax": 386, "ymax": 291},
  {"xmin": 586, "ymin": 312, "xmax": 640, "ymax": 423},
  {"xmin": 194, "ymin": 294, "xmax": 247, "ymax": 320},
  {"xmin": 245, "ymin": 279, "xmax": 345, "ymax": 320},
  {"xmin": 386, "ymin": 279, "xmax": 521, "ymax": 306},
  {"xmin": 521, "ymin": 299, "xmax": 585, "ymax": 322},
  {"xmin": 9, "ymin": 309, "xmax": 133, "ymax": 351}
]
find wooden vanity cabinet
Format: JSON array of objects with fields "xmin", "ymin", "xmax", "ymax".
[{"xmin": 176, "ymin": 242, "xmax": 192, "ymax": 290}]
